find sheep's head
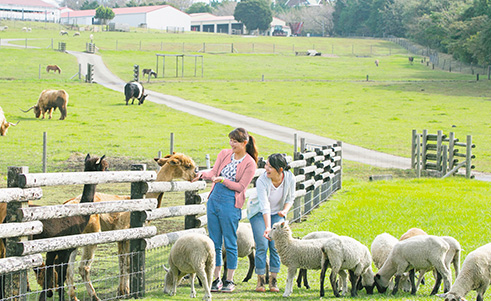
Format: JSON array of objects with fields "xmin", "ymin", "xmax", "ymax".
[
  {"xmin": 270, "ymin": 220, "xmax": 291, "ymax": 241},
  {"xmin": 373, "ymin": 274, "xmax": 388, "ymax": 293},
  {"xmin": 163, "ymin": 266, "xmax": 176, "ymax": 296},
  {"xmin": 154, "ymin": 153, "xmax": 197, "ymax": 182},
  {"xmin": 442, "ymin": 293, "xmax": 467, "ymax": 301}
]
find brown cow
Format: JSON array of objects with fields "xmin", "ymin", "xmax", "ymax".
[
  {"xmin": 46, "ymin": 65, "xmax": 62, "ymax": 73},
  {"xmin": 21, "ymin": 89, "xmax": 68, "ymax": 120},
  {"xmin": 0, "ymin": 106, "xmax": 19, "ymax": 136}
]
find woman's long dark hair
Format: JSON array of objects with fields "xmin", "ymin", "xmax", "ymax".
[
  {"xmin": 268, "ymin": 153, "xmax": 290, "ymax": 172},
  {"xmin": 229, "ymin": 127, "xmax": 258, "ymax": 163}
]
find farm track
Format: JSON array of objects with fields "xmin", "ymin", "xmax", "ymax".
[{"xmin": 2, "ymin": 39, "xmax": 489, "ymax": 181}]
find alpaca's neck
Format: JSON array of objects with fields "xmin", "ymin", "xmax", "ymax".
[{"xmin": 80, "ymin": 184, "xmax": 97, "ymax": 203}]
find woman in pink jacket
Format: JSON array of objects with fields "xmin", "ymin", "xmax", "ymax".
[{"xmin": 193, "ymin": 127, "xmax": 258, "ymax": 293}]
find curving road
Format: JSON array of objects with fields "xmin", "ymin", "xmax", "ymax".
[
  {"xmin": 69, "ymin": 50, "xmax": 411, "ymax": 170},
  {"xmin": 2, "ymin": 38, "xmax": 488, "ymax": 180}
]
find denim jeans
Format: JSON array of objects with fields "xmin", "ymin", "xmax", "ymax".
[
  {"xmin": 250, "ymin": 213, "xmax": 285, "ymax": 275},
  {"xmin": 207, "ymin": 182, "xmax": 241, "ymax": 269}
]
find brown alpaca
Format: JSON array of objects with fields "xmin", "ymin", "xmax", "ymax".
[
  {"xmin": 36, "ymin": 154, "xmax": 107, "ymax": 301},
  {"xmin": 46, "ymin": 65, "xmax": 61, "ymax": 74},
  {"xmin": 63, "ymin": 153, "xmax": 197, "ymax": 300}
]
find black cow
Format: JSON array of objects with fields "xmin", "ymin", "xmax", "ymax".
[{"xmin": 124, "ymin": 82, "xmax": 147, "ymax": 105}]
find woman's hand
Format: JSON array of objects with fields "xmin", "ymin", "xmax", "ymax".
[
  {"xmin": 278, "ymin": 209, "xmax": 288, "ymax": 217},
  {"xmin": 191, "ymin": 172, "xmax": 202, "ymax": 183},
  {"xmin": 263, "ymin": 227, "xmax": 271, "ymax": 241},
  {"xmin": 211, "ymin": 176, "xmax": 225, "ymax": 184}
]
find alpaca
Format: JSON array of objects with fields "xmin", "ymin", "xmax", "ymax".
[
  {"xmin": 63, "ymin": 153, "xmax": 197, "ymax": 300},
  {"xmin": 36, "ymin": 154, "xmax": 107, "ymax": 301}
]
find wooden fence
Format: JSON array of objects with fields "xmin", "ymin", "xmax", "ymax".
[
  {"xmin": 411, "ymin": 129, "xmax": 476, "ymax": 178},
  {"xmin": 0, "ymin": 142, "xmax": 342, "ymax": 300}
]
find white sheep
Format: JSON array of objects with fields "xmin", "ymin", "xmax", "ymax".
[
  {"xmin": 320, "ymin": 235, "xmax": 375, "ymax": 297},
  {"xmin": 374, "ymin": 235, "xmax": 452, "ymax": 296},
  {"xmin": 221, "ymin": 223, "xmax": 256, "ymax": 283},
  {"xmin": 411, "ymin": 236, "xmax": 462, "ymax": 292},
  {"xmin": 371, "ymin": 233, "xmax": 398, "ymax": 270},
  {"xmin": 439, "ymin": 242, "xmax": 491, "ymax": 301},
  {"xmin": 163, "ymin": 233, "xmax": 215, "ymax": 301},
  {"xmin": 297, "ymin": 231, "xmax": 345, "ymax": 291},
  {"xmin": 270, "ymin": 221, "xmax": 334, "ymax": 297}
]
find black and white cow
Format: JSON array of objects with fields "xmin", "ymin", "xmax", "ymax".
[{"xmin": 124, "ymin": 81, "xmax": 147, "ymax": 105}]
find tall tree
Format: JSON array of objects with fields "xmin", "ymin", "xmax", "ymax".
[
  {"xmin": 186, "ymin": 2, "xmax": 212, "ymax": 13},
  {"xmin": 234, "ymin": 0, "xmax": 273, "ymax": 33},
  {"xmin": 81, "ymin": 0, "xmax": 100, "ymax": 10},
  {"xmin": 95, "ymin": 5, "xmax": 115, "ymax": 28}
]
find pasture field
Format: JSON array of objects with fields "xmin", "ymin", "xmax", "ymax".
[{"xmin": 1, "ymin": 21, "xmax": 490, "ymax": 301}]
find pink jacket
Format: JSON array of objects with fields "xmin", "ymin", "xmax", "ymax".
[{"xmin": 201, "ymin": 149, "xmax": 257, "ymax": 208}]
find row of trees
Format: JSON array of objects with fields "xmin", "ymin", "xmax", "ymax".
[{"xmin": 333, "ymin": 0, "xmax": 491, "ymax": 66}]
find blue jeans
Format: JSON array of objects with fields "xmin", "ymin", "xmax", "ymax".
[
  {"xmin": 207, "ymin": 182, "xmax": 241, "ymax": 269},
  {"xmin": 250, "ymin": 213, "xmax": 285, "ymax": 275}
]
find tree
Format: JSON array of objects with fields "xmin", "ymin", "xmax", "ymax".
[
  {"xmin": 186, "ymin": 2, "xmax": 212, "ymax": 14},
  {"xmin": 80, "ymin": 0, "xmax": 100, "ymax": 10},
  {"xmin": 234, "ymin": 0, "xmax": 273, "ymax": 33},
  {"xmin": 95, "ymin": 6, "xmax": 115, "ymax": 29},
  {"xmin": 213, "ymin": 1, "xmax": 237, "ymax": 16}
]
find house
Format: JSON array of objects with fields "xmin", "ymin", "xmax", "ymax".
[
  {"xmin": 60, "ymin": 5, "xmax": 191, "ymax": 31},
  {"xmin": 190, "ymin": 13, "xmax": 244, "ymax": 35},
  {"xmin": 0, "ymin": 0, "xmax": 59, "ymax": 22}
]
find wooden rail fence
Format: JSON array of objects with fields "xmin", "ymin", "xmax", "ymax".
[
  {"xmin": 0, "ymin": 142, "xmax": 342, "ymax": 300},
  {"xmin": 411, "ymin": 129, "xmax": 476, "ymax": 178}
]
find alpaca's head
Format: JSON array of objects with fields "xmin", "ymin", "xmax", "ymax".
[
  {"xmin": 154, "ymin": 153, "xmax": 197, "ymax": 182},
  {"xmin": 84, "ymin": 154, "xmax": 108, "ymax": 172}
]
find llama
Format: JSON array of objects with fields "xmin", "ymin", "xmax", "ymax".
[
  {"xmin": 36, "ymin": 154, "xmax": 107, "ymax": 301},
  {"xmin": 63, "ymin": 153, "xmax": 197, "ymax": 300}
]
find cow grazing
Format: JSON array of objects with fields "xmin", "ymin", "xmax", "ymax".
[
  {"xmin": 46, "ymin": 65, "xmax": 62, "ymax": 74},
  {"xmin": 409, "ymin": 57, "xmax": 414, "ymax": 64},
  {"xmin": 142, "ymin": 69, "xmax": 157, "ymax": 78},
  {"xmin": 21, "ymin": 89, "xmax": 69, "ymax": 120},
  {"xmin": 0, "ymin": 106, "xmax": 19, "ymax": 136},
  {"xmin": 124, "ymin": 82, "xmax": 147, "ymax": 105}
]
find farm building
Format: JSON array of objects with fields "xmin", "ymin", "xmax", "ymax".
[
  {"xmin": 0, "ymin": 0, "xmax": 59, "ymax": 22},
  {"xmin": 60, "ymin": 5, "xmax": 190, "ymax": 31},
  {"xmin": 190, "ymin": 13, "xmax": 290, "ymax": 36}
]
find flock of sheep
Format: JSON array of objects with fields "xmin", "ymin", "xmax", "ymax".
[{"xmin": 163, "ymin": 223, "xmax": 491, "ymax": 301}]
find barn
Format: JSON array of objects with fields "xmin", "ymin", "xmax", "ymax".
[
  {"xmin": 0, "ymin": 0, "xmax": 59, "ymax": 22},
  {"xmin": 60, "ymin": 5, "xmax": 191, "ymax": 31}
]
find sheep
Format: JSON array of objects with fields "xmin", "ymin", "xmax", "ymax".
[
  {"xmin": 163, "ymin": 233, "xmax": 215, "ymax": 301},
  {"xmin": 297, "ymin": 231, "xmax": 339, "ymax": 290},
  {"xmin": 439, "ymin": 242, "xmax": 491, "ymax": 301},
  {"xmin": 221, "ymin": 223, "xmax": 256, "ymax": 283},
  {"xmin": 412, "ymin": 236, "xmax": 461, "ymax": 293},
  {"xmin": 269, "ymin": 220, "xmax": 337, "ymax": 297},
  {"xmin": 372, "ymin": 233, "xmax": 398, "ymax": 270},
  {"xmin": 400, "ymin": 227, "xmax": 428, "ymax": 240},
  {"xmin": 320, "ymin": 236, "xmax": 375, "ymax": 297},
  {"xmin": 60, "ymin": 30, "xmax": 68, "ymax": 36},
  {"xmin": 374, "ymin": 235, "xmax": 452, "ymax": 296},
  {"xmin": 73, "ymin": 32, "xmax": 80, "ymax": 37}
]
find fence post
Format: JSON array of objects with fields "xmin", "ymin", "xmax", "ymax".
[
  {"xmin": 416, "ymin": 135, "xmax": 421, "ymax": 178},
  {"xmin": 185, "ymin": 190, "xmax": 202, "ymax": 229},
  {"xmin": 292, "ymin": 144, "xmax": 301, "ymax": 223},
  {"xmin": 129, "ymin": 164, "xmax": 147, "ymax": 299},
  {"xmin": 335, "ymin": 141, "xmax": 343, "ymax": 190},
  {"xmin": 169, "ymin": 132, "xmax": 174, "ymax": 154},
  {"xmin": 436, "ymin": 130, "xmax": 443, "ymax": 172},
  {"xmin": 43, "ymin": 132, "xmax": 47, "ymax": 173},
  {"xmin": 5, "ymin": 166, "xmax": 30, "ymax": 300},
  {"xmin": 421, "ymin": 129, "xmax": 428, "ymax": 172},
  {"xmin": 441, "ymin": 145, "xmax": 448, "ymax": 177},
  {"xmin": 411, "ymin": 129, "xmax": 417, "ymax": 168},
  {"xmin": 466, "ymin": 135, "xmax": 473, "ymax": 179},
  {"xmin": 448, "ymin": 132, "xmax": 456, "ymax": 170}
]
